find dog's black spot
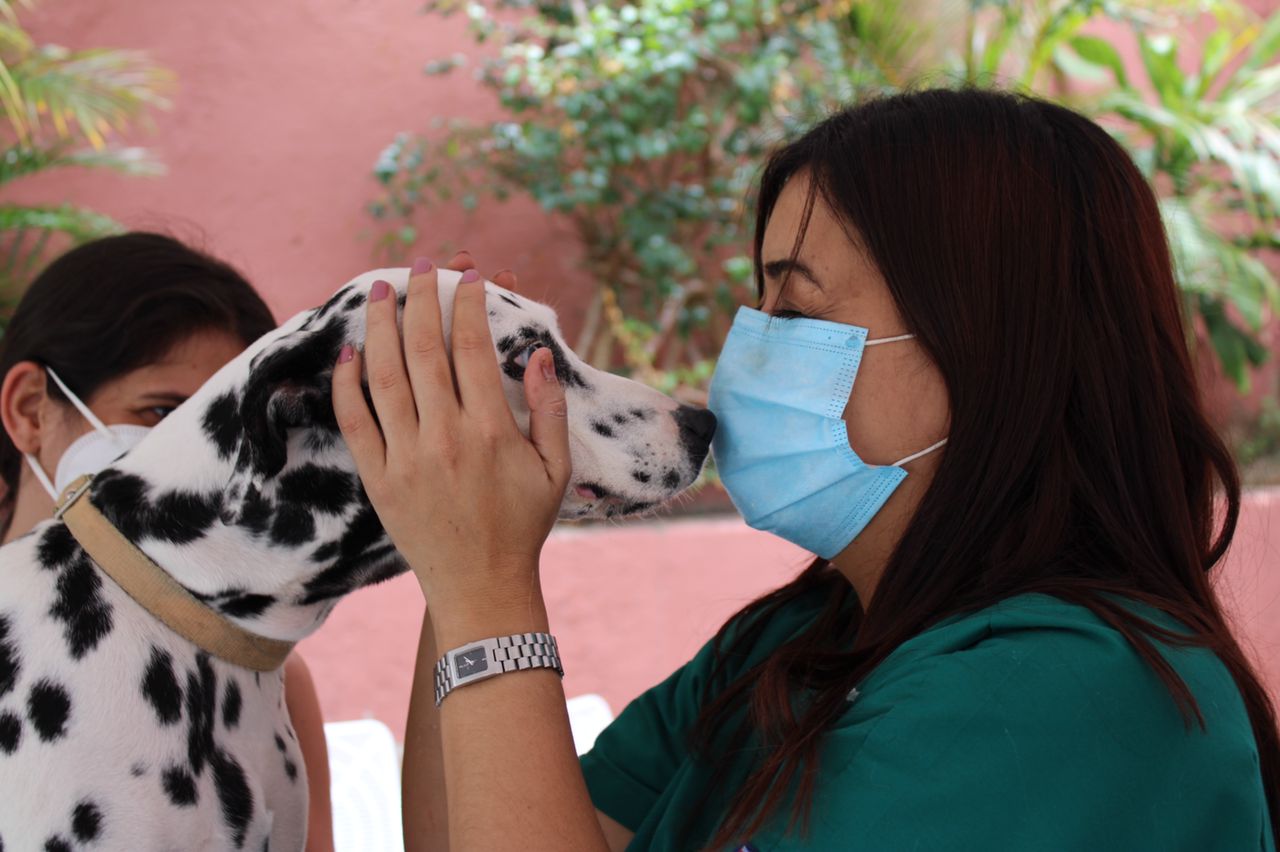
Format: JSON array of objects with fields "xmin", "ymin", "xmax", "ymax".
[
  {"xmin": 299, "ymin": 505, "xmax": 402, "ymax": 604},
  {"xmin": 344, "ymin": 292, "xmax": 367, "ymax": 311},
  {"xmin": 616, "ymin": 500, "xmax": 657, "ymax": 515},
  {"xmin": 632, "ymin": 471, "xmax": 651, "ymax": 484},
  {"xmin": 279, "ymin": 464, "xmax": 354, "ymax": 514},
  {"xmin": 237, "ymin": 486, "xmax": 273, "ymax": 536},
  {"xmin": 212, "ymin": 748, "xmax": 253, "ymax": 848},
  {"xmin": 499, "ymin": 293, "xmax": 521, "ymax": 309},
  {"xmin": 629, "ymin": 408, "xmax": 650, "ymax": 420},
  {"xmin": 591, "ymin": 421, "xmax": 615, "ymax": 438},
  {"xmin": 49, "ymin": 556, "xmax": 113, "ymax": 659},
  {"xmin": 203, "ymin": 391, "xmax": 242, "ymax": 460},
  {"xmin": 270, "ymin": 503, "xmax": 316, "ymax": 547},
  {"xmin": 162, "ymin": 765, "xmax": 198, "ymax": 806},
  {"xmin": 27, "ymin": 679, "xmax": 70, "ymax": 742},
  {"xmin": 496, "ymin": 334, "xmax": 518, "ymax": 355},
  {"xmin": 662, "ymin": 470, "xmax": 681, "ymax": 490},
  {"xmin": 152, "ymin": 490, "xmax": 222, "ymax": 545},
  {"xmin": 36, "ymin": 524, "xmax": 78, "ymax": 570},
  {"xmin": 185, "ymin": 654, "xmax": 217, "ymax": 776},
  {"xmin": 130, "ymin": 762, "xmax": 146, "ymax": 777},
  {"xmin": 0, "ymin": 711, "xmax": 20, "ymax": 753},
  {"xmin": 219, "ymin": 592, "xmax": 275, "ymax": 619},
  {"xmin": 612, "ymin": 413, "xmax": 628, "ymax": 425},
  {"xmin": 396, "ymin": 290, "xmax": 408, "ymax": 309},
  {"xmin": 0, "ymin": 614, "xmax": 19, "ymax": 699},
  {"xmin": 43, "ymin": 836, "xmax": 71, "ymax": 852},
  {"xmin": 90, "ymin": 471, "xmax": 149, "ymax": 540},
  {"xmin": 142, "ymin": 647, "xmax": 183, "ymax": 725},
  {"xmin": 274, "ymin": 733, "xmax": 286, "ymax": 752},
  {"xmin": 223, "ymin": 679, "xmax": 242, "ymax": 730},
  {"xmin": 309, "ymin": 541, "xmax": 339, "ymax": 563},
  {"xmin": 284, "ymin": 758, "xmax": 298, "ymax": 781},
  {"xmin": 71, "ymin": 800, "xmax": 102, "ymax": 841},
  {"xmin": 312, "ymin": 285, "xmax": 353, "ymax": 323}
]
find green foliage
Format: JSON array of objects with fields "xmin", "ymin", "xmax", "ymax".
[
  {"xmin": 372, "ymin": 0, "xmax": 1280, "ymax": 395},
  {"xmin": 0, "ymin": 0, "xmax": 171, "ymax": 306}
]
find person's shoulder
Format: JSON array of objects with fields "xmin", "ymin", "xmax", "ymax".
[{"xmin": 842, "ymin": 592, "xmax": 1256, "ymax": 756}]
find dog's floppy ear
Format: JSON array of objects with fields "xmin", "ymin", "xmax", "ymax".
[{"xmin": 221, "ymin": 316, "xmax": 349, "ymax": 522}]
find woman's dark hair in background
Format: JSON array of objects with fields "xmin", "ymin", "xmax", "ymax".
[
  {"xmin": 0, "ymin": 231, "xmax": 277, "ymax": 517},
  {"xmin": 690, "ymin": 87, "xmax": 1279, "ymax": 846}
]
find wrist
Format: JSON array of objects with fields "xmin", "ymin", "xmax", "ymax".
[{"xmin": 429, "ymin": 585, "xmax": 550, "ymax": 653}]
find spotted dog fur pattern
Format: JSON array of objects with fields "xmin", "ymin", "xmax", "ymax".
[{"xmin": 0, "ymin": 268, "xmax": 714, "ymax": 850}]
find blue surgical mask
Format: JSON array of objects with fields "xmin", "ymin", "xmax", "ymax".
[{"xmin": 707, "ymin": 306, "xmax": 946, "ymax": 559}]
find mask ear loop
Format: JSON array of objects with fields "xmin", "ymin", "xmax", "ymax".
[
  {"xmin": 44, "ymin": 367, "xmax": 113, "ymax": 436},
  {"xmin": 24, "ymin": 452, "xmax": 59, "ymax": 501},
  {"xmin": 864, "ymin": 333, "xmax": 916, "ymax": 346},
  {"xmin": 892, "ymin": 438, "xmax": 948, "ymax": 468}
]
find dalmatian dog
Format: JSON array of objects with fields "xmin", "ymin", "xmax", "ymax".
[{"xmin": 0, "ymin": 268, "xmax": 716, "ymax": 850}]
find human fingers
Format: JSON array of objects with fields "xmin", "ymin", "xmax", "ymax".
[
  {"xmin": 401, "ymin": 257, "xmax": 458, "ymax": 418},
  {"xmin": 450, "ymin": 270, "xmax": 513, "ymax": 428},
  {"xmin": 524, "ymin": 347, "xmax": 572, "ymax": 490},
  {"xmin": 331, "ymin": 344, "xmax": 387, "ymax": 481},
  {"xmin": 362, "ymin": 278, "xmax": 418, "ymax": 450}
]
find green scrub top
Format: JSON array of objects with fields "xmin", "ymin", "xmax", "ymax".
[{"xmin": 580, "ymin": 590, "xmax": 1275, "ymax": 851}]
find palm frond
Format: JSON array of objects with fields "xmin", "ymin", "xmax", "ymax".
[{"xmin": 0, "ymin": 142, "xmax": 162, "ymax": 185}]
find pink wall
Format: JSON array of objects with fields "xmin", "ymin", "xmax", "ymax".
[{"xmin": 15, "ymin": 0, "xmax": 597, "ymax": 331}]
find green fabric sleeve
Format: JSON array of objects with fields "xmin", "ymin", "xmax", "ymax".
[
  {"xmin": 579, "ymin": 636, "xmax": 720, "ymax": 831},
  {"xmin": 580, "ymin": 587, "xmax": 833, "ymax": 834}
]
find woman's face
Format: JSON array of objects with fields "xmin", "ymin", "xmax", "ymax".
[
  {"xmin": 758, "ymin": 172, "xmax": 949, "ymax": 511},
  {"xmin": 38, "ymin": 329, "xmax": 247, "ymax": 475}
]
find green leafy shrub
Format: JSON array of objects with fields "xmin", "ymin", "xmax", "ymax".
[{"xmin": 371, "ymin": 0, "xmax": 1280, "ymax": 395}]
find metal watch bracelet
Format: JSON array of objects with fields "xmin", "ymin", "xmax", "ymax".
[{"xmin": 433, "ymin": 632, "xmax": 563, "ymax": 706}]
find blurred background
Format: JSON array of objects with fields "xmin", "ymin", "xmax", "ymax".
[{"xmin": 4, "ymin": 0, "xmax": 1279, "ymax": 813}]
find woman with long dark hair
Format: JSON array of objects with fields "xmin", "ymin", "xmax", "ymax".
[{"xmin": 341, "ymin": 88, "xmax": 1278, "ymax": 849}]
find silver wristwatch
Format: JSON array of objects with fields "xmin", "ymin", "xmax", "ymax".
[{"xmin": 433, "ymin": 632, "xmax": 563, "ymax": 706}]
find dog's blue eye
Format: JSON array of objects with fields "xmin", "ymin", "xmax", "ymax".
[{"xmin": 512, "ymin": 342, "xmax": 544, "ymax": 369}]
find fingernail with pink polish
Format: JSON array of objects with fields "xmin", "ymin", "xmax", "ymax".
[
  {"xmin": 460, "ymin": 269, "xmax": 481, "ymax": 284},
  {"xmin": 370, "ymin": 280, "xmax": 390, "ymax": 301},
  {"xmin": 337, "ymin": 345, "xmax": 354, "ymax": 364},
  {"xmin": 411, "ymin": 257, "xmax": 433, "ymax": 276}
]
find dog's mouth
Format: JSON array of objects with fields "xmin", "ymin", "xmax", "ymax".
[{"xmin": 570, "ymin": 481, "xmax": 659, "ymax": 519}]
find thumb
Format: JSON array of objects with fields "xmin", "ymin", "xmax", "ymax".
[{"xmin": 525, "ymin": 346, "xmax": 571, "ymax": 487}]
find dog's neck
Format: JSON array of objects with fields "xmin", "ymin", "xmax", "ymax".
[{"xmin": 82, "ymin": 376, "xmax": 353, "ymax": 645}]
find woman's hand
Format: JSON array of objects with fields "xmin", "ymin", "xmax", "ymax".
[{"xmin": 331, "ymin": 253, "xmax": 572, "ymax": 643}]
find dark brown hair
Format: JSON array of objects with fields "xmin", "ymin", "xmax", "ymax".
[
  {"xmin": 0, "ymin": 232, "xmax": 277, "ymax": 518},
  {"xmin": 691, "ymin": 88, "xmax": 1278, "ymax": 846}
]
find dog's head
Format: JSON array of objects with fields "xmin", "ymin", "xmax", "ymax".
[{"xmin": 103, "ymin": 268, "xmax": 713, "ymax": 616}]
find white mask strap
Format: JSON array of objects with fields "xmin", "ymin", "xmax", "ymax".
[
  {"xmin": 892, "ymin": 437, "xmax": 948, "ymax": 468},
  {"xmin": 865, "ymin": 333, "xmax": 915, "ymax": 346},
  {"xmin": 45, "ymin": 367, "xmax": 112, "ymax": 436},
  {"xmin": 24, "ymin": 452, "xmax": 59, "ymax": 501}
]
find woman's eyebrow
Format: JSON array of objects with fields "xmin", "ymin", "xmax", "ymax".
[
  {"xmin": 137, "ymin": 391, "xmax": 189, "ymax": 405},
  {"xmin": 762, "ymin": 258, "xmax": 825, "ymax": 290}
]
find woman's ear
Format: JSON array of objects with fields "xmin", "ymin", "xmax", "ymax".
[{"xmin": 1, "ymin": 360, "xmax": 49, "ymax": 454}]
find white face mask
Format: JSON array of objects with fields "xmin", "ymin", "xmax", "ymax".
[{"xmin": 24, "ymin": 367, "xmax": 152, "ymax": 501}]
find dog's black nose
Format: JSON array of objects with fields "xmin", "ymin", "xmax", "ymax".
[{"xmin": 674, "ymin": 405, "xmax": 717, "ymax": 448}]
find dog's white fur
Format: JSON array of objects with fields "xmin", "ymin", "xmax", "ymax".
[{"xmin": 0, "ymin": 268, "xmax": 713, "ymax": 850}]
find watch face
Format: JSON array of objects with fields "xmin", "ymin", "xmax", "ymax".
[{"xmin": 454, "ymin": 647, "xmax": 489, "ymax": 678}]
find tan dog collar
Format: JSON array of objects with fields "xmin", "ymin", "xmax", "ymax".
[{"xmin": 55, "ymin": 474, "xmax": 294, "ymax": 672}]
